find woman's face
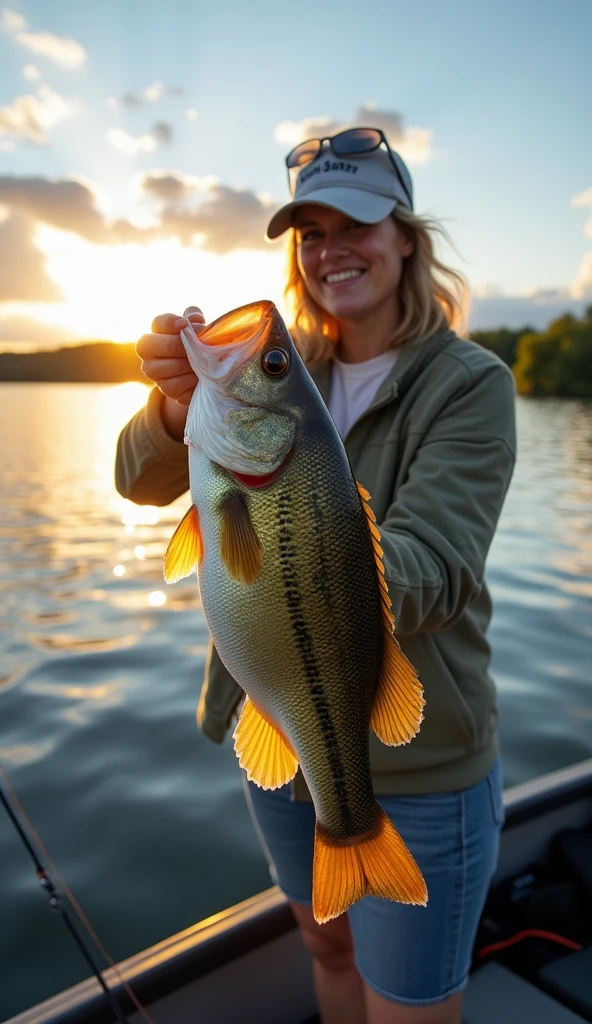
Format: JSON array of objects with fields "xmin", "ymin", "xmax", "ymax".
[{"xmin": 294, "ymin": 205, "xmax": 413, "ymax": 324}]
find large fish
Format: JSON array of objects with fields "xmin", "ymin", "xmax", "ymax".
[{"xmin": 164, "ymin": 300, "xmax": 427, "ymax": 923}]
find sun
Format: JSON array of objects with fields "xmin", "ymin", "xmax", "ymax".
[{"xmin": 28, "ymin": 227, "xmax": 288, "ymax": 345}]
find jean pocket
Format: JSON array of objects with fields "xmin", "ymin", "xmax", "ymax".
[{"xmin": 486, "ymin": 759, "xmax": 505, "ymax": 828}]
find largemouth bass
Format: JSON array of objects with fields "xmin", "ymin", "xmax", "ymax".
[{"xmin": 164, "ymin": 300, "xmax": 427, "ymax": 922}]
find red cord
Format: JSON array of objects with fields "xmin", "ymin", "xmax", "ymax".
[{"xmin": 477, "ymin": 928, "xmax": 583, "ymax": 959}]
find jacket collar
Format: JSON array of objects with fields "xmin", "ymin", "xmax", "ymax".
[{"xmin": 308, "ymin": 326, "xmax": 456, "ymax": 414}]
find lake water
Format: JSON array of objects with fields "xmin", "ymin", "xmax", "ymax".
[{"xmin": 0, "ymin": 383, "xmax": 591, "ymax": 1019}]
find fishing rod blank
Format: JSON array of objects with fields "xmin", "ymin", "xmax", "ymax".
[{"xmin": 0, "ymin": 782, "xmax": 131, "ymax": 1024}]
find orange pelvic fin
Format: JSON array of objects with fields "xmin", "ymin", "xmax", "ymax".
[
  {"xmin": 312, "ymin": 807, "xmax": 428, "ymax": 924},
  {"xmin": 164, "ymin": 504, "xmax": 202, "ymax": 583},
  {"xmin": 233, "ymin": 696, "xmax": 299, "ymax": 789},
  {"xmin": 355, "ymin": 481, "xmax": 424, "ymax": 746},
  {"xmin": 219, "ymin": 493, "xmax": 262, "ymax": 585}
]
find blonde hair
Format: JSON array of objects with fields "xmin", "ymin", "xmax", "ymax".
[{"xmin": 284, "ymin": 206, "xmax": 469, "ymax": 364}]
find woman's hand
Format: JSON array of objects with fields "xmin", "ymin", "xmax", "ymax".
[{"xmin": 136, "ymin": 306, "xmax": 205, "ymax": 441}]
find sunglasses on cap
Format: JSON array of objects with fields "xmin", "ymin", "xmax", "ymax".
[{"xmin": 285, "ymin": 127, "xmax": 413, "ymax": 207}]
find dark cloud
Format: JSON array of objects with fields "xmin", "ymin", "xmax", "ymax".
[
  {"xmin": 119, "ymin": 83, "xmax": 185, "ymax": 108},
  {"xmin": 0, "ymin": 174, "xmax": 151, "ymax": 244},
  {"xmin": 0, "ymin": 213, "xmax": 63, "ymax": 301},
  {"xmin": 0, "ymin": 175, "xmax": 105, "ymax": 239},
  {"xmin": 275, "ymin": 104, "xmax": 431, "ymax": 164},
  {"xmin": 0, "ymin": 171, "xmax": 276, "ymax": 255},
  {"xmin": 137, "ymin": 172, "xmax": 277, "ymax": 252},
  {"xmin": 139, "ymin": 171, "xmax": 194, "ymax": 203},
  {"xmin": 175, "ymin": 185, "xmax": 275, "ymax": 253},
  {"xmin": 151, "ymin": 121, "xmax": 173, "ymax": 145},
  {"xmin": 470, "ymin": 290, "xmax": 589, "ymax": 331}
]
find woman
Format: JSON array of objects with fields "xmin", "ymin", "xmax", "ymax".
[{"xmin": 115, "ymin": 128, "xmax": 516, "ymax": 1024}]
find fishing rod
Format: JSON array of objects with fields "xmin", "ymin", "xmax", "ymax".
[{"xmin": 0, "ymin": 778, "xmax": 131, "ymax": 1024}]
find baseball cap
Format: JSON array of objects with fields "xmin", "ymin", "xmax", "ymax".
[{"xmin": 266, "ymin": 143, "xmax": 414, "ymax": 240}]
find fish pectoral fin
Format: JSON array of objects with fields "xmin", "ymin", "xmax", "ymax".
[
  {"xmin": 312, "ymin": 808, "xmax": 428, "ymax": 925},
  {"xmin": 219, "ymin": 492, "xmax": 262, "ymax": 585},
  {"xmin": 371, "ymin": 630, "xmax": 425, "ymax": 746},
  {"xmin": 233, "ymin": 696, "xmax": 299, "ymax": 789},
  {"xmin": 164, "ymin": 504, "xmax": 203, "ymax": 583}
]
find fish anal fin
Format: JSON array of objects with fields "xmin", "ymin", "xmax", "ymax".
[
  {"xmin": 233, "ymin": 696, "xmax": 299, "ymax": 789},
  {"xmin": 312, "ymin": 807, "xmax": 427, "ymax": 924},
  {"xmin": 220, "ymin": 493, "xmax": 262, "ymax": 585},
  {"xmin": 164, "ymin": 504, "xmax": 202, "ymax": 583},
  {"xmin": 371, "ymin": 631, "xmax": 425, "ymax": 746}
]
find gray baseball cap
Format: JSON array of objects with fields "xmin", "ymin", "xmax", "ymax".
[{"xmin": 266, "ymin": 145, "xmax": 414, "ymax": 240}]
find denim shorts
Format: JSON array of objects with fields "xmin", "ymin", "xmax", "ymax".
[{"xmin": 245, "ymin": 757, "xmax": 504, "ymax": 1006}]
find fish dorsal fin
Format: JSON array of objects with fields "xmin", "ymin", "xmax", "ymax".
[
  {"xmin": 355, "ymin": 481, "xmax": 424, "ymax": 746},
  {"xmin": 220, "ymin": 492, "xmax": 262, "ymax": 585},
  {"xmin": 164, "ymin": 504, "xmax": 202, "ymax": 583},
  {"xmin": 233, "ymin": 696, "xmax": 299, "ymax": 789},
  {"xmin": 355, "ymin": 481, "xmax": 394, "ymax": 632}
]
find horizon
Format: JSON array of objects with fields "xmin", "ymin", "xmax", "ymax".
[{"xmin": 0, "ymin": 0, "xmax": 591, "ymax": 352}]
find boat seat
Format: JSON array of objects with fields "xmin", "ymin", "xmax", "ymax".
[{"xmin": 462, "ymin": 962, "xmax": 587, "ymax": 1023}]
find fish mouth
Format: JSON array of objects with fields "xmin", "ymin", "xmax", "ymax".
[
  {"xmin": 229, "ymin": 446, "xmax": 294, "ymax": 489},
  {"xmin": 198, "ymin": 300, "xmax": 275, "ymax": 349}
]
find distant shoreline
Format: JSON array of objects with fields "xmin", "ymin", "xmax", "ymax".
[{"xmin": 0, "ymin": 341, "xmax": 145, "ymax": 383}]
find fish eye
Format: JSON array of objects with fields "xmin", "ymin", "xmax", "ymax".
[{"xmin": 262, "ymin": 348, "xmax": 289, "ymax": 376}]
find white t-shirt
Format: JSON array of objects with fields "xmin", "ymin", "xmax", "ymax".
[{"xmin": 328, "ymin": 349, "xmax": 399, "ymax": 439}]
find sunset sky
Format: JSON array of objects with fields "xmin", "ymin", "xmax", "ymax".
[{"xmin": 0, "ymin": 0, "xmax": 590, "ymax": 351}]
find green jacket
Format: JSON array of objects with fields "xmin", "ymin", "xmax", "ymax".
[{"xmin": 115, "ymin": 326, "xmax": 516, "ymax": 795}]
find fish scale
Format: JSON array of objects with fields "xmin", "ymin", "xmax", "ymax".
[{"xmin": 195, "ymin": 437, "xmax": 381, "ymax": 839}]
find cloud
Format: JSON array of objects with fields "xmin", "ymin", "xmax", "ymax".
[
  {"xmin": 0, "ymin": 170, "xmax": 276, "ymax": 255},
  {"xmin": 470, "ymin": 288, "xmax": 589, "ymax": 331},
  {"xmin": 0, "ymin": 174, "xmax": 156, "ymax": 247},
  {"xmin": 186, "ymin": 108, "xmax": 198, "ymax": 121},
  {"xmin": 16, "ymin": 30, "xmax": 86, "ymax": 67},
  {"xmin": 106, "ymin": 129, "xmax": 158, "ymax": 155},
  {"xmin": 0, "ymin": 314, "xmax": 78, "ymax": 349},
  {"xmin": 1, "ymin": 8, "xmax": 86, "ymax": 67},
  {"xmin": 274, "ymin": 103, "xmax": 432, "ymax": 164},
  {"xmin": 0, "ymin": 212, "xmax": 63, "ymax": 301},
  {"xmin": 0, "ymin": 86, "xmax": 79, "ymax": 144},
  {"xmin": 115, "ymin": 82, "xmax": 185, "ymax": 108},
  {"xmin": 571, "ymin": 252, "xmax": 592, "ymax": 301},
  {"xmin": 23, "ymin": 63, "xmax": 39, "ymax": 81},
  {"xmin": 0, "ymin": 8, "xmax": 25, "ymax": 32},
  {"xmin": 571, "ymin": 184, "xmax": 592, "ymax": 238},
  {"xmin": 137, "ymin": 170, "xmax": 276, "ymax": 253},
  {"xmin": 106, "ymin": 122, "xmax": 174, "ymax": 154},
  {"xmin": 137, "ymin": 170, "xmax": 202, "ymax": 203},
  {"xmin": 0, "ymin": 175, "xmax": 113, "ymax": 241}
]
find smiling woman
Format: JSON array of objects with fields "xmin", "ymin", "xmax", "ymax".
[{"xmin": 114, "ymin": 130, "xmax": 518, "ymax": 1024}]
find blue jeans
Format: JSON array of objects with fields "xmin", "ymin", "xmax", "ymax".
[{"xmin": 245, "ymin": 758, "xmax": 504, "ymax": 1006}]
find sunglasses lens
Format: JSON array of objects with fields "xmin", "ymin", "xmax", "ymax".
[
  {"xmin": 332, "ymin": 128, "xmax": 382, "ymax": 155},
  {"xmin": 287, "ymin": 140, "xmax": 322, "ymax": 168}
]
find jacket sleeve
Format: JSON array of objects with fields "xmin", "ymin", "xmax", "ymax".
[
  {"xmin": 115, "ymin": 387, "xmax": 190, "ymax": 505},
  {"xmin": 379, "ymin": 360, "xmax": 516, "ymax": 635}
]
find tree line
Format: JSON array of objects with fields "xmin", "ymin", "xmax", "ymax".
[{"xmin": 470, "ymin": 306, "xmax": 592, "ymax": 398}]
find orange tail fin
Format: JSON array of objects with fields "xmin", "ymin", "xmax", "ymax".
[{"xmin": 312, "ymin": 807, "xmax": 427, "ymax": 924}]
